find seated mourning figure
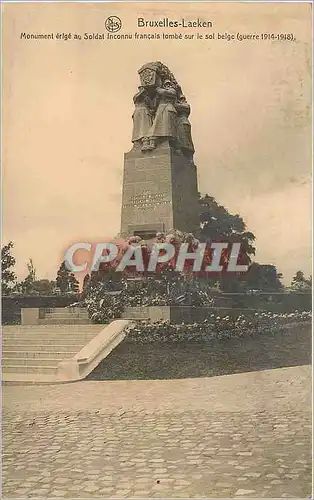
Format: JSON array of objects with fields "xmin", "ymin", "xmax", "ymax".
[{"xmin": 131, "ymin": 61, "xmax": 195, "ymax": 162}]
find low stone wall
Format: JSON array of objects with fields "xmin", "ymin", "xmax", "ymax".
[
  {"xmin": 2, "ymin": 295, "xmax": 80, "ymax": 324},
  {"xmin": 21, "ymin": 308, "xmax": 41, "ymax": 325},
  {"xmin": 20, "ymin": 307, "xmax": 90, "ymax": 325},
  {"xmin": 122, "ymin": 306, "xmax": 280, "ymax": 324}
]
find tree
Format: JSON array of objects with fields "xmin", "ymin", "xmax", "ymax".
[
  {"xmin": 83, "ymin": 273, "xmax": 90, "ymax": 291},
  {"xmin": 17, "ymin": 259, "xmax": 58, "ymax": 295},
  {"xmin": 30, "ymin": 279, "xmax": 56, "ymax": 295},
  {"xmin": 242, "ymin": 263, "xmax": 283, "ymax": 291},
  {"xmin": 19, "ymin": 258, "xmax": 37, "ymax": 294},
  {"xmin": 291, "ymin": 271, "xmax": 312, "ymax": 292},
  {"xmin": 199, "ymin": 194, "xmax": 256, "ymax": 262},
  {"xmin": 80, "ymin": 273, "xmax": 91, "ymax": 300},
  {"xmin": 199, "ymin": 194, "xmax": 256, "ymax": 290},
  {"xmin": 56, "ymin": 261, "xmax": 80, "ymax": 294},
  {"xmin": 1, "ymin": 241, "xmax": 17, "ymax": 295}
]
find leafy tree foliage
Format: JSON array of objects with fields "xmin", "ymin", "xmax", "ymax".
[
  {"xmin": 83, "ymin": 273, "xmax": 91, "ymax": 291},
  {"xmin": 291, "ymin": 270, "xmax": 312, "ymax": 292},
  {"xmin": 19, "ymin": 259, "xmax": 36, "ymax": 294},
  {"xmin": 242, "ymin": 263, "xmax": 283, "ymax": 291},
  {"xmin": 30, "ymin": 279, "xmax": 56, "ymax": 295},
  {"xmin": 1, "ymin": 241, "xmax": 17, "ymax": 295},
  {"xmin": 199, "ymin": 194, "xmax": 256, "ymax": 290},
  {"xmin": 56, "ymin": 261, "xmax": 80, "ymax": 294},
  {"xmin": 199, "ymin": 194, "xmax": 256, "ymax": 264}
]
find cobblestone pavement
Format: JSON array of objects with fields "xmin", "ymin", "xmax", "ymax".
[{"xmin": 3, "ymin": 365, "xmax": 311, "ymax": 498}]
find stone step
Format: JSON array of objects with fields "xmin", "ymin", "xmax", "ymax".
[
  {"xmin": 3, "ymin": 357, "xmax": 66, "ymax": 367},
  {"xmin": 1, "ymin": 343, "xmax": 86, "ymax": 352},
  {"xmin": 3, "ymin": 350, "xmax": 77, "ymax": 360},
  {"xmin": 3, "ymin": 340, "xmax": 95, "ymax": 349},
  {"xmin": 45, "ymin": 311, "xmax": 89, "ymax": 316},
  {"xmin": 44, "ymin": 315, "xmax": 90, "ymax": 321},
  {"xmin": 45, "ymin": 310, "xmax": 89, "ymax": 315},
  {"xmin": 3, "ymin": 329, "xmax": 99, "ymax": 337},
  {"xmin": 43, "ymin": 307, "xmax": 86, "ymax": 314},
  {"xmin": 3, "ymin": 338, "xmax": 96, "ymax": 346},
  {"xmin": 3, "ymin": 333, "xmax": 97, "ymax": 342},
  {"xmin": 3, "ymin": 325, "xmax": 102, "ymax": 333},
  {"xmin": 3, "ymin": 364, "xmax": 58, "ymax": 375},
  {"xmin": 43, "ymin": 315, "xmax": 90, "ymax": 320},
  {"xmin": 38, "ymin": 319, "xmax": 92, "ymax": 325},
  {"xmin": 3, "ymin": 325, "xmax": 97, "ymax": 338},
  {"xmin": 3, "ymin": 329, "xmax": 97, "ymax": 335}
]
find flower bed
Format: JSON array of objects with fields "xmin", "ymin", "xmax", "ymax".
[
  {"xmin": 82, "ymin": 277, "xmax": 214, "ymax": 323},
  {"xmin": 84, "ymin": 290, "xmax": 124, "ymax": 323},
  {"xmin": 125, "ymin": 310, "xmax": 312, "ymax": 343}
]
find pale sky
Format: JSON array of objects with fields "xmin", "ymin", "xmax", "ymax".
[{"xmin": 2, "ymin": 2, "xmax": 312, "ymax": 284}]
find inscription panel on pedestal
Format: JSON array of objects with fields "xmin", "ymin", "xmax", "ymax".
[
  {"xmin": 121, "ymin": 147, "xmax": 198, "ymax": 236},
  {"xmin": 122, "ymin": 191, "xmax": 170, "ymax": 210}
]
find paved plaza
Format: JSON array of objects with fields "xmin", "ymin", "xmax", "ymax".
[{"xmin": 3, "ymin": 362, "xmax": 311, "ymax": 499}]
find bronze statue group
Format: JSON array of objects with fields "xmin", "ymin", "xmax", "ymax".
[{"xmin": 131, "ymin": 61, "xmax": 195, "ymax": 162}]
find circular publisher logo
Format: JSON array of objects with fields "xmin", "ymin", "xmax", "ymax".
[{"xmin": 105, "ymin": 16, "xmax": 122, "ymax": 33}]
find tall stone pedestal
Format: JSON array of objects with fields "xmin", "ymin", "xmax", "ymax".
[{"xmin": 120, "ymin": 143, "xmax": 199, "ymax": 238}]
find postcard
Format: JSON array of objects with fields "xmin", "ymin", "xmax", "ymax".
[{"xmin": 2, "ymin": 2, "xmax": 312, "ymax": 499}]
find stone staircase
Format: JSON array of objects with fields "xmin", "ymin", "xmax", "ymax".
[
  {"xmin": 38, "ymin": 307, "xmax": 92, "ymax": 325},
  {"xmin": 2, "ymin": 324, "xmax": 103, "ymax": 379}
]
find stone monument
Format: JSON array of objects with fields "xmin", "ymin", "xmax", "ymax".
[{"xmin": 120, "ymin": 61, "xmax": 199, "ymax": 239}]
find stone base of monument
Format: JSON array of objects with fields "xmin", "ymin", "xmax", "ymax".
[
  {"xmin": 120, "ymin": 142, "xmax": 199, "ymax": 238},
  {"xmin": 121, "ymin": 306, "xmax": 257, "ymax": 324}
]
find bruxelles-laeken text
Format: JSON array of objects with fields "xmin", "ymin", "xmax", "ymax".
[{"xmin": 137, "ymin": 18, "xmax": 213, "ymax": 28}]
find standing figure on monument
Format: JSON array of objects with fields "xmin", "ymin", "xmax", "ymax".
[
  {"xmin": 176, "ymin": 96, "xmax": 195, "ymax": 162},
  {"xmin": 131, "ymin": 86, "xmax": 154, "ymax": 150},
  {"xmin": 145, "ymin": 80, "xmax": 178, "ymax": 151}
]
